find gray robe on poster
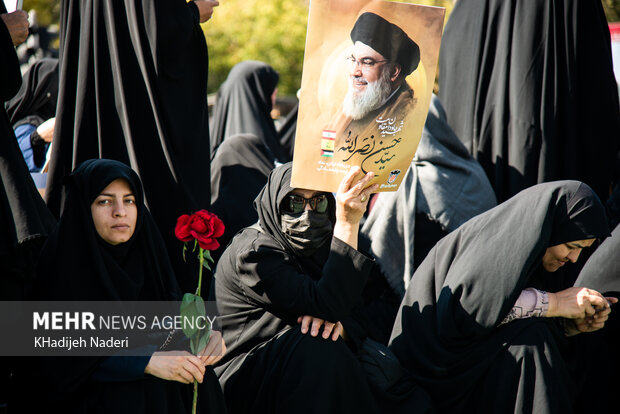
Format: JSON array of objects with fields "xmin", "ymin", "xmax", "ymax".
[{"xmin": 361, "ymin": 95, "xmax": 496, "ymax": 297}]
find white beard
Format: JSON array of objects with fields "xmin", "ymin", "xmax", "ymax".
[{"xmin": 342, "ymin": 68, "xmax": 393, "ymax": 120}]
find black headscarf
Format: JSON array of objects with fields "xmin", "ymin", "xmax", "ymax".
[
  {"xmin": 389, "ymin": 180, "xmax": 609, "ymax": 411},
  {"xmin": 254, "ymin": 162, "xmax": 336, "ymax": 274},
  {"xmin": 277, "ymin": 101, "xmax": 298, "ymax": 163},
  {"xmin": 34, "ymin": 159, "xmax": 180, "ymax": 301},
  {"xmin": 210, "ymin": 60, "xmax": 285, "ymax": 161},
  {"xmin": 438, "ymin": 0, "xmax": 620, "ymax": 203},
  {"xmin": 5, "ymin": 57, "xmax": 59, "ymax": 128},
  {"xmin": 210, "ymin": 133, "xmax": 275, "ymax": 262},
  {"xmin": 44, "ymin": 0, "xmax": 211, "ymax": 293}
]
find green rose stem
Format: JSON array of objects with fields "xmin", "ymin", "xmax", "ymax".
[
  {"xmin": 196, "ymin": 247, "xmax": 204, "ymax": 296},
  {"xmin": 192, "ymin": 247, "xmax": 205, "ymax": 414}
]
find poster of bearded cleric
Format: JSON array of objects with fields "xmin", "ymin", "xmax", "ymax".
[{"xmin": 291, "ymin": 0, "xmax": 444, "ymax": 192}]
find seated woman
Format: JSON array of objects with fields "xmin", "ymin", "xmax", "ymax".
[
  {"xmin": 213, "ymin": 162, "xmax": 388, "ymax": 413},
  {"xmin": 390, "ymin": 181, "xmax": 616, "ymax": 413},
  {"xmin": 15, "ymin": 159, "xmax": 227, "ymax": 413}
]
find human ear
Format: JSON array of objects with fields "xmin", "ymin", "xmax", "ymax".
[{"xmin": 390, "ymin": 64, "xmax": 402, "ymax": 82}]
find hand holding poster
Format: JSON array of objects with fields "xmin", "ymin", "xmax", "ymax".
[{"xmin": 291, "ymin": 0, "xmax": 444, "ymax": 192}]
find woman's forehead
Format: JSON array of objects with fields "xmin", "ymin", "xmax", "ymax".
[
  {"xmin": 98, "ymin": 178, "xmax": 133, "ymax": 194},
  {"xmin": 566, "ymin": 238, "xmax": 596, "ymax": 248}
]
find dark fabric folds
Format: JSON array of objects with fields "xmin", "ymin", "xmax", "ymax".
[
  {"xmin": 209, "ymin": 133, "xmax": 275, "ymax": 262},
  {"xmin": 277, "ymin": 101, "xmax": 298, "ymax": 163},
  {"xmin": 45, "ymin": 0, "xmax": 211, "ymax": 293},
  {"xmin": 572, "ymin": 223, "xmax": 620, "ymax": 411},
  {"xmin": 575, "ymin": 223, "xmax": 620, "ymax": 296},
  {"xmin": 438, "ymin": 0, "xmax": 620, "ymax": 203},
  {"xmin": 5, "ymin": 57, "xmax": 59, "ymax": 128},
  {"xmin": 361, "ymin": 94, "xmax": 496, "ymax": 297},
  {"xmin": 0, "ymin": 2, "xmax": 56, "ymax": 293},
  {"xmin": 390, "ymin": 180, "xmax": 609, "ymax": 412},
  {"xmin": 210, "ymin": 60, "xmax": 285, "ymax": 161}
]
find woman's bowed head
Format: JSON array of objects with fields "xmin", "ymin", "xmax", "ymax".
[
  {"xmin": 175, "ymin": 210, "xmax": 225, "ymax": 251},
  {"xmin": 542, "ymin": 237, "xmax": 618, "ymax": 334},
  {"xmin": 537, "ymin": 236, "xmax": 617, "ymax": 334}
]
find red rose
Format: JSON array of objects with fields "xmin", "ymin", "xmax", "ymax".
[{"xmin": 174, "ymin": 210, "xmax": 225, "ymax": 250}]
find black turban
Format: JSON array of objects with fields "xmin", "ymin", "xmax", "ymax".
[{"xmin": 350, "ymin": 12, "xmax": 420, "ymax": 76}]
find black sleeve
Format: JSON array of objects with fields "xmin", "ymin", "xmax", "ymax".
[
  {"xmin": 154, "ymin": 0, "xmax": 203, "ymax": 60},
  {"xmin": 0, "ymin": 11, "xmax": 23, "ymax": 101},
  {"xmin": 236, "ymin": 237, "xmax": 374, "ymax": 323}
]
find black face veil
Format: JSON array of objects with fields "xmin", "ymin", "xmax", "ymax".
[{"xmin": 254, "ymin": 162, "xmax": 336, "ymax": 272}]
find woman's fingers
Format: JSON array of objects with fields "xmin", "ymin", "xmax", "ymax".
[
  {"xmin": 348, "ymin": 171, "xmax": 375, "ymax": 196},
  {"xmin": 300, "ymin": 315, "xmax": 313, "ymax": 334},
  {"xmin": 185, "ymin": 356, "xmax": 205, "ymax": 383},
  {"xmin": 586, "ymin": 293, "xmax": 608, "ymax": 314},
  {"xmin": 299, "ymin": 315, "xmax": 324, "ymax": 336},
  {"xmin": 331, "ymin": 322, "xmax": 343, "ymax": 341},
  {"xmin": 202, "ymin": 337, "xmax": 226, "ymax": 366},
  {"xmin": 338, "ymin": 166, "xmax": 363, "ymax": 194},
  {"xmin": 359, "ymin": 183, "xmax": 379, "ymax": 204},
  {"xmin": 322, "ymin": 321, "xmax": 335, "ymax": 339},
  {"xmin": 298, "ymin": 315, "xmax": 341, "ymax": 340},
  {"xmin": 197, "ymin": 331, "xmax": 226, "ymax": 366},
  {"xmin": 311, "ymin": 317, "xmax": 324, "ymax": 337}
]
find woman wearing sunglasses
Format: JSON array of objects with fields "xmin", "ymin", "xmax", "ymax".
[{"xmin": 212, "ymin": 162, "xmax": 385, "ymax": 413}]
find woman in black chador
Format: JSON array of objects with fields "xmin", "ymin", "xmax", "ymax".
[
  {"xmin": 213, "ymin": 162, "xmax": 390, "ymax": 413},
  {"xmin": 210, "ymin": 60, "xmax": 286, "ymax": 162},
  {"xmin": 390, "ymin": 181, "xmax": 615, "ymax": 413},
  {"xmin": 45, "ymin": 0, "xmax": 218, "ymax": 294},
  {"xmin": 15, "ymin": 159, "xmax": 226, "ymax": 413}
]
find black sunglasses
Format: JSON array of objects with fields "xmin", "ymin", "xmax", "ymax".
[{"xmin": 282, "ymin": 194, "xmax": 329, "ymax": 214}]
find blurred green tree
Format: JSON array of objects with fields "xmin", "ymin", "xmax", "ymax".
[
  {"xmin": 603, "ymin": 0, "xmax": 620, "ymax": 21},
  {"xmin": 203, "ymin": 0, "xmax": 309, "ymax": 96},
  {"xmin": 22, "ymin": 0, "xmax": 60, "ymax": 26}
]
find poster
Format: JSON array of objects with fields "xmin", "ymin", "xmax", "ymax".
[{"xmin": 291, "ymin": 0, "xmax": 445, "ymax": 192}]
